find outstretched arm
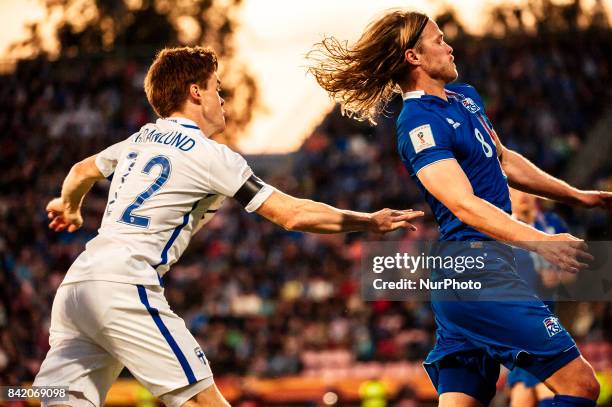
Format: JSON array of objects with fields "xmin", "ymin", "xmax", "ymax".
[
  {"xmin": 210, "ymin": 142, "xmax": 424, "ymax": 234},
  {"xmin": 255, "ymin": 190, "xmax": 423, "ymax": 234},
  {"xmin": 47, "ymin": 155, "xmax": 105, "ymax": 232},
  {"xmin": 417, "ymin": 159, "xmax": 590, "ymax": 273},
  {"xmin": 500, "ymin": 145, "xmax": 612, "ymax": 209}
]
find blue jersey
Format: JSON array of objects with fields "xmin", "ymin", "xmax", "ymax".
[
  {"xmin": 397, "ymin": 83, "xmax": 511, "ymax": 241},
  {"xmin": 401, "ymin": 88, "xmax": 579, "ymax": 403}
]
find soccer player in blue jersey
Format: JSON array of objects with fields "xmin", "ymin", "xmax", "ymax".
[
  {"xmin": 508, "ymin": 188, "xmax": 571, "ymax": 407},
  {"xmin": 309, "ymin": 10, "xmax": 612, "ymax": 407}
]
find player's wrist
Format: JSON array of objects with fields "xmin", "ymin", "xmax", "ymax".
[
  {"xmin": 364, "ymin": 212, "xmax": 377, "ymax": 232},
  {"xmin": 569, "ymin": 188, "xmax": 592, "ymax": 207},
  {"xmin": 61, "ymin": 197, "xmax": 80, "ymax": 214}
]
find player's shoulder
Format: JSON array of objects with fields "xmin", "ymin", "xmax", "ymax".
[
  {"xmin": 445, "ymin": 82, "xmax": 481, "ymax": 97},
  {"xmin": 398, "ymin": 96, "xmax": 443, "ymax": 124},
  {"xmin": 445, "ymin": 83, "xmax": 485, "ymax": 106},
  {"xmin": 397, "ymin": 98, "xmax": 448, "ymax": 136},
  {"xmin": 198, "ymin": 135, "xmax": 240, "ymax": 156}
]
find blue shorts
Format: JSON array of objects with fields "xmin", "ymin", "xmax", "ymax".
[
  {"xmin": 507, "ymin": 366, "xmax": 541, "ymax": 389},
  {"xmin": 424, "ymin": 243, "xmax": 580, "ymax": 405}
]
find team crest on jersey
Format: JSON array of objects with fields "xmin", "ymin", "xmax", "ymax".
[
  {"xmin": 543, "ymin": 316, "xmax": 563, "ymax": 337},
  {"xmin": 194, "ymin": 347, "xmax": 208, "ymax": 365},
  {"xmin": 461, "ymin": 97, "xmax": 481, "ymax": 113},
  {"xmin": 409, "ymin": 124, "xmax": 436, "ymax": 153}
]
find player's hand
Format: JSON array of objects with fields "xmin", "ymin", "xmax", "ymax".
[
  {"xmin": 369, "ymin": 208, "xmax": 424, "ymax": 234},
  {"xmin": 46, "ymin": 197, "xmax": 83, "ymax": 233},
  {"xmin": 576, "ymin": 190, "xmax": 612, "ymax": 210},
  {"xmin": 536, "ymin": 233, "xmax": 593, "ymax": 274}
]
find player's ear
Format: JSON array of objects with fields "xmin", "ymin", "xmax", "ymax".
[
  {"xmin": 188, "ymin": 84, "xmax": 201, "ymax": 103},
  {"xmin": 404, "ymin": 49, "xmax": 420, "ymax": 66}
]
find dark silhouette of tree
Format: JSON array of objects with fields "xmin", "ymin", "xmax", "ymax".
[{"xmin": 7, "ymin": 0, "xmax": 259, "ymax": 146}]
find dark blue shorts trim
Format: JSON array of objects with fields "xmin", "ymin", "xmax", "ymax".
[
  {"xmin": 517, "ymin": 345, "xmax": 580, "ymax": 382},
  {"xmin": 507, "ymin": 366, "xmax": 540, "ymax": 388},
  {"xmin": 424, "ymin": 350, "xmax": 499, "ymax": 407},
  {"xmin": 137, "ymin": 284, "xmax": 196, "ymax": 384}
]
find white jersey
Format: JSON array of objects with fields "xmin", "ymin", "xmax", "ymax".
[{"xmin": 62, "ymin": 117, "xmax": 273, "ymax": 286}]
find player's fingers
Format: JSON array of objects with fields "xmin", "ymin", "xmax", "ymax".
[
  {"xmin": 599, "ymin": 191, "xmax": 612, "ymax": 199},
  {"xmin": 51, "ymin": 218, "xmax": 69, "ymax": 232},
  {"xmin": 576, "ymin": 249, "xmax": 594, "ymax": 262},
  {"xmin": 563, "ymin": 255, "xmax": 588, "ymax": 272},
  {"xmin": 393, "ymin": 211, "xmax": 424, "ymax": 221},
  {"xmin": 563, "ymin": 244, "xmax": 593, "ymax": 264},
  {"xmin": 569, "ymin": 240, "xmax": 588, "ymax": 250},
  {"xmin": 390, "ymin": 213, "xmax": 412, "ymax": 222},
  {"xmin": 55, "ymin": 223, "xmax": 68, "ymax": 232},
  {"xmin": 390, "ymin": 221, "xmax": 417, "ymax": 231},
  {"xmin": 48, "ymin": 217, "xmax": 62, "ymax": 230},
  {"xmin": 67, "ymin": 224, "xmax": 79, "ymax": 233}
]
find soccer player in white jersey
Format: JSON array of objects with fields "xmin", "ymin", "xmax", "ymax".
[{"xmin": 33, "ymin": 46, "xmax": 424, "ymax": 407}]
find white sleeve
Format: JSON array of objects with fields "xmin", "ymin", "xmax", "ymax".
[
  {"xmin": 207, "ymin": 143, "xmax": 254, "ymax": 197},
  {"xmin": 95, "ymin": 139, "xmax": 129, "ymax": 178},
  {"xmin": 244, "ymin": 182, "xmax": 275, "ymax": 213},
  {"xmin": 207, "ymin": 143, "xmax": 274, "ymax": 212}
]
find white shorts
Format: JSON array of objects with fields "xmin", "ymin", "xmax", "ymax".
[{"xmin": 34, "ymin": 281, "xmax": 214, "ymax": 407}]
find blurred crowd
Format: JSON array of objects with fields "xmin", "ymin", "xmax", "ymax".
[{"xmin": 1, "ymin": 24, "xmax": 611, "ymax": 391}]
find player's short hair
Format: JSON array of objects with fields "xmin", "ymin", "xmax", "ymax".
[{"xmin": 144, "ymin": 46, "xmax": 218, "ymax": 118}]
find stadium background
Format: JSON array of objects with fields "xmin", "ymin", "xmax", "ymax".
[{"xmin": 0, "ymin": 0, "xmax": 611, "ymax": 405}]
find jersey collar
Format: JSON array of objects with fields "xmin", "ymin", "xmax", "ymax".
[
  {"xmin": 402, "ymin": 90, "xmax": 425, "ymax": 100},
  {"xmin": 402, "ymin": 90, "xmax": 453, "ymax": 106},
  {"xmin": 162, "ymin": 117, "xmax": 207, "ymax": 137}
]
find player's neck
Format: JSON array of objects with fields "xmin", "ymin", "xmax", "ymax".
[
  {"xmin": 402, "ymin": 76, "xmax": 447, "ymax": 101},
  {"xmin": 167, "ymin": 109, "xmax": 210, "ymax": 137}
]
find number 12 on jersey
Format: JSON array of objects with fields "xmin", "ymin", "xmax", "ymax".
[{"xmin": 119, "ymin": 155, "xmax": 172, "ymax": 228}]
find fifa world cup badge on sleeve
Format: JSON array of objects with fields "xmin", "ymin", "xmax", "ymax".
[
  {"xmin": 543, "ymin": 316, "xmax": 562, "ymax": 337},
  {"xmin": 409, "ymin": 124, "xmax": 436, "ymax": 153}
]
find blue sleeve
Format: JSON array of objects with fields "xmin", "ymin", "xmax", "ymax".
[{"xmin": 397, "ymin": 110, "xmax": 455, "ymax": 174}]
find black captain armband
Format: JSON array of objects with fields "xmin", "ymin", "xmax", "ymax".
[{"xmin": 234, "ymin": 175, "xmax": 265, "ymax": 207}]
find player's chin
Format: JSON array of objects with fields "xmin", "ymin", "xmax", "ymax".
[{"xmin": 445, "ymin": 68, "xmax": 459, "ymax": 83}]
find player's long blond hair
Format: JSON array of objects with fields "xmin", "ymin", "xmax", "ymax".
[{"xmin": 307, "ymin": 10, "xmax": 428, "ymax": 124}]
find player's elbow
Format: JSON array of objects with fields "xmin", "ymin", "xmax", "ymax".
[
  {"xmin": 71, "ymin": 161, "xmax": 89, "ymax": 180},
  {"xmin": 72, "ymin": 158, "xmax": 103, "ymax": 181}
]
